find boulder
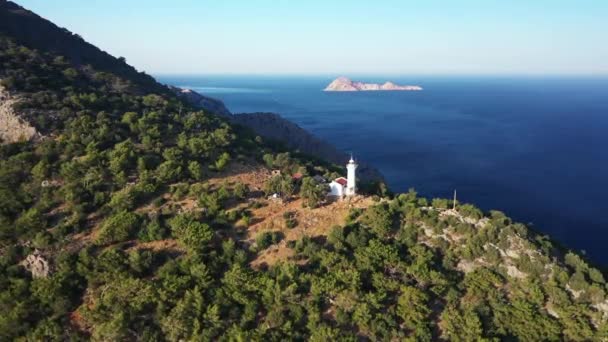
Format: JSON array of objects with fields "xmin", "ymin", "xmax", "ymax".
[{"xmin": 20, "ymin": 250, "xmax": 51, "ymax": 278}]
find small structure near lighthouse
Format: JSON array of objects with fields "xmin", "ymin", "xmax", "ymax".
[{"xmin": 329, "ymin": 155, "xmax": 358, "ymax": 198}]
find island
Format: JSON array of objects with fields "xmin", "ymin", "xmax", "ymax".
[{"xmin": 324, "ymin": 76, "xmax": 423, "ymax": 91}]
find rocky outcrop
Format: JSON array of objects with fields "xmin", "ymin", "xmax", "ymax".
[
  {"xmin": 0, "ymin": 85, "xmax": 39, "ymax": 144},
  {"xmin": 168, "ymin": 86, "xmax": 232, "ymax": 117},
  {"xmin": 19, "ymin": 250, "xmax": 51, "ymax": 278},
  {"xmin": 324, "ymin": 76, "xmax": 423, "ymax": 92},
  {"xmin": 231, "ymin": 112, "xmax": 383, "ymax": 182}
]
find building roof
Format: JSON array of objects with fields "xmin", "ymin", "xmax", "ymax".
[
  {"xmin": 292, "ymin": 172, "xmax": 303, "ymax": 180},
  {"xmin": 335, "ymin": 177, "xmax": 347, "ymax": 186},
  {"xmin": 313, "ymin": 175, "xmax": 326, "ymax": 182}
]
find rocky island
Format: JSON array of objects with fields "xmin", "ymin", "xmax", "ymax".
[{"xmin": 324, "ymin": 76, "xmax": 423, "ymax": 91}]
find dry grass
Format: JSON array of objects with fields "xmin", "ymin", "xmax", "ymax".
[
  {"xmin": 126, "ymin": 238, "xmax": 185, "ymax": 253},
  {"xmin": 249, "ymin": 195, "xmax": 373, "ymax": 268},
  {"xmin": 206, "ymin": 162, "xmax": 271, "ymax": 192}
]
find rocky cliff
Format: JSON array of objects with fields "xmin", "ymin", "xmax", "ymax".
[
  {"xmin": 324, "ymin": 76, "xmax": 423, "ymax": 91},
  {"xmin": 168, "ymin": 86, "xmax": 232, "ymax": 117},
  {"xmin": 230, "ymin": 112, "xmax": 383, "ymax": 181},
  {"xmin": 0, "ymin": 85, "xmax": 39, "ymax": 144}
]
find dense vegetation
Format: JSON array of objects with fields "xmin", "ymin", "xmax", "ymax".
[{"xmin": 1, "ymin": 5, "xmax": 608, "ymax": 340}]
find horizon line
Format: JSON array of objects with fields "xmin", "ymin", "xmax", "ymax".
[{"xmin": 152, "ymin": 72, "xmax": 608, "ymax": 78}]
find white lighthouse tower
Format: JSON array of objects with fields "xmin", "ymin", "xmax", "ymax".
[{"xmin": 346, "ymin": 155, "xmax": 358, "ymax": 196}]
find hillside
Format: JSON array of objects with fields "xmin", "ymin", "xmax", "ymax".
[
  {"xmin": 0, "ymin": 0, "xmax": 166, "ymax": 95},
  {"xmin": 1, "ymin": 1, "xmax": 608, "ymax": 341},
  {"xmin": 169, "ymin": 87, "xmax": 384, "ymax": 182}
]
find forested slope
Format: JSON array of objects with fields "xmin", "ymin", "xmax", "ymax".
[{"xmin": 0, "ymin": 1, "xmax": 607, "ymax": 340}]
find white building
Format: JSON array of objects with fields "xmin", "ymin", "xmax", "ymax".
[
  {"xmin": 329, "ymin": 177, "xmax": 348, "ymax": 197},
  {"xmin": 329, "ymin": 156, "xmax": 358, "ymax": 197}
]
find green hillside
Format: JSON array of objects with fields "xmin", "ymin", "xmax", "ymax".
[{"xmin": 1, "ymin": 1, "xmax": 607, "ymax": 340}]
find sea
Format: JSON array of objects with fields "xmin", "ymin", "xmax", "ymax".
[{"xmin": 157, "ymin": 75, "xmax": 608, "ymax": 266}]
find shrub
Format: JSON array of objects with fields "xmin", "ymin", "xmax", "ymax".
[
  {"xmin": 360, "ymin": 204, "xmax": 394, "ymax": 238},
  {"xmin": 241, "ymin": 212, "xmax": 252, "ymax": 227},
  {"xmin": 95, "ymin": 211, "xmax": 139, "ymax": 245},
  {"xmin": 168, "ymin": 214, "xmax": 213, "ymax": 251},
  {"xmin": 255, "ymin": 231, "xmax": 283, "ymax": 251},
  {"xmin": 300, "ymin": 177, "xmax": 326, "ymax": 208},
  {"xmin": 214, "ymin": 152, "xmax": 231, "ymax": 171},
  {"xmin": 283, "ymin": 211, "xmax": 297, "ymax": 229},
  {"xmin": 108, "ymin": 187, "xmax": 136, "ymax": 211},
  {"xmin": 32, "ymin": 231, "xmax": 53, "ymax": 249},
  {"xmin": 431, "ymin": 198, "xmax": 449, "ymax": 209},
  {"xmin": 138, "ymin": 219, "xmax": 167, "ymax": 242},
  {"xmin": 152, "ymin": 197, "xmax": 165, "ymax": 207},
  {"xmin": 233, "ymin": 182, "xmax": 249, "ymax": 199}
]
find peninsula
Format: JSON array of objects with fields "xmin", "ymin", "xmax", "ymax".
[{"xmin": 324, "ymin": 76, "xmax": 423, "ymax": 91}]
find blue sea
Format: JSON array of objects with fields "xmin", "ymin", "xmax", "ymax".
[{"xmin": 157, "ymin": 75, "xmax": 608, "ymax": 265}]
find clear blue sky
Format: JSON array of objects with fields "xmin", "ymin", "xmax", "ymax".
[{"xmin": 16, "ymin": 0, "xmax": 608, "ymax": 75}]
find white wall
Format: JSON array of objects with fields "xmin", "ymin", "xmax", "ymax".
[{"xmin": 329, "ymin": 181, "xmax": 344, "ymax": 197}]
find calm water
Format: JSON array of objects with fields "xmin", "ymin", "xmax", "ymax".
[{"xmin": 158, "ymin": 75, "xmax": 608, "ymax": 265}]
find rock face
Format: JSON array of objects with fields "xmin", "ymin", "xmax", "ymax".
[
  {"xmin": 231, "ymin": 112, "xmax": 383, "ymax": 182},
  {"xmin": 20, "ymin": 250, "xmax": 51, "ymax": 278},
  {"xmin": 0, "ymin": 85, "xmax": 39, "ymax": 144},
  {"xmin": 324, "ymin": 76, "xmax": 422, "ymax": 92},
  {"xmin": 168, "ymin": 86, "xmax": 232, "ymax": 117}
]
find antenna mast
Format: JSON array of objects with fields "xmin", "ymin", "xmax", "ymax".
[{"xmin": 453, "ymin": 189, "xmax": 457, "ymax": 210}]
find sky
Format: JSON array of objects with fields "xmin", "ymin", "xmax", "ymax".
[{"xmin": 16, "ymin": 0, "xmax": 608, "ymax": 75}]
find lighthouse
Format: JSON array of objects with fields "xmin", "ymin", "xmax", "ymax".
[
  {"xmin": 346, "ymin": 155, "xmax": 358, "ymax": 196},
  {"xmin": 328, "ymin": 155, "xmax": 359, "ymax": 198}
]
